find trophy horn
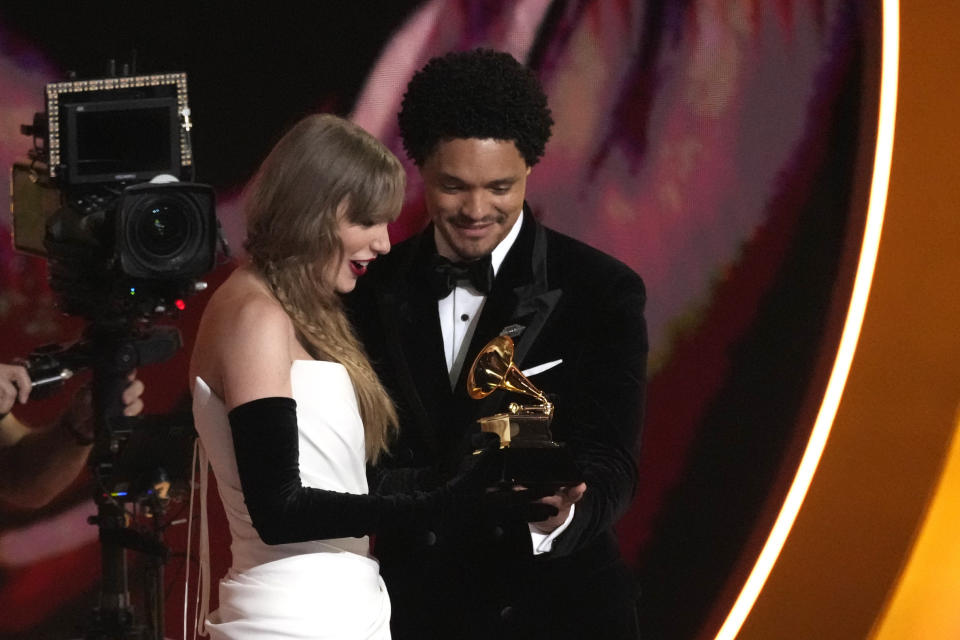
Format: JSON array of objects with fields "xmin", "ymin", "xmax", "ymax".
[
  {"xmin": 466, "ymin": 335, "xmax": 578, "ymax": 486},
  {"xmin": 466, "ymin": 335, "xmax": 550, "ymax": 408}
]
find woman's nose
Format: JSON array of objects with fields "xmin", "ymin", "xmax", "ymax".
[{"xmin": 371, "ymin": 225, "xmax": 391, "ymax": 254}]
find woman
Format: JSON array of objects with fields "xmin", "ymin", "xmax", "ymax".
[{"xmin": 189, "ymin": 114, "xmax": 452, "ymax": 639}]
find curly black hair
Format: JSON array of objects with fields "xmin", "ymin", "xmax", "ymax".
[{"xmin": 398, "ymin": 48, "xmax": 554, "ymax": 167}]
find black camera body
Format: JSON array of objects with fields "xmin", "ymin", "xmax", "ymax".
[
  {"xmin": 44, "ymin": 180, "xmax": 217, "ymax": 318},
  {"xmin": 11, "ymin": 71, "xmax": 221, "ymax": 320}
]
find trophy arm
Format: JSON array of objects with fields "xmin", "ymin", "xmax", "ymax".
[{"xmin": 507, "ymin": 401, "xmax": 554, "ymax": 417}]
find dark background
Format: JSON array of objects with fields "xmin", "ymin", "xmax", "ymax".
[{"xmin": 1, "ymin": 2, "xmax": 425, "ymax": 189}]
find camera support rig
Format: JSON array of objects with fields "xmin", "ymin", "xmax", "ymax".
[
  {"xmin": 88, "ymin": 322, "xmax": 180, "ymax": 640},
  {"xmin": 22, "ymin": 322, "xmax": 184, "ymax": 640}
]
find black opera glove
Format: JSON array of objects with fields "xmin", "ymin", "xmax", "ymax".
[{"xmin": 230, "ymin": 396, "xmax": 453, "ymax": 545}]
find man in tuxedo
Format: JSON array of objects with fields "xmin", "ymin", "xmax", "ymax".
[{"xmin": 348, "ymin": 49, "xmax": 647, "ymax": 640}]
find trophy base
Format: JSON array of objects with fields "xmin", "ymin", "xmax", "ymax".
[
  {"xmin": 476, "ymin": 413, "xmax": 581, "ymax": 489},
  {"xmin": 493, "ymin": 445, "xmax": 583, "ymax": 489}
]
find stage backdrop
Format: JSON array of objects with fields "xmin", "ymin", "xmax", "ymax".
[{"xmin": 0, "ymin": 2, "xmax": 873, "ymax": 638}]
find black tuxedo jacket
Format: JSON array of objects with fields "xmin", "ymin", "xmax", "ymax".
[{"xmin": 347, "ymin": 209, "xmax": 648, "ymax": 639}]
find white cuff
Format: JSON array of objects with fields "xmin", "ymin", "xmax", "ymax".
[{"xmin": 528, "ymin": 504, "xmax": 576, "ymax": 555}]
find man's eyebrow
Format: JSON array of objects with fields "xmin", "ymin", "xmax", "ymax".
[{"xmin": 434, "ymin": 173, "xmax": 520, "ymax": 186}]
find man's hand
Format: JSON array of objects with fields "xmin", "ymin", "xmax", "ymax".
[
  {"xmin": 0, "ymin": 364, "xmax": 32, "ymax": 415},
  {"xmin": 530, "ymin": 482, "xmax": 586, "ymax": 534}
]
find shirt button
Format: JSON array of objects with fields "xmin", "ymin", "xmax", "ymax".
[
  {"xmin": 460, "ymin": 313, "xmax": 470, "ymax": 321},
  {"xmin": 500, "ymin": 605, "xmax": 515, "ymax": 621}
]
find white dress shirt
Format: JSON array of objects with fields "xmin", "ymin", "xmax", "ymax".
[
  {"xmin": 437, "ymin": 211, "xmax": 523, "ymax": 387},
  {"xmin": 434, "ymin": 212, "xmax": 574, "ymax": 554}
]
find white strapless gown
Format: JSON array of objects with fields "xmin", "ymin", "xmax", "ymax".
[{"xmin": 192, "ymin": 360, "xmax": 391, "ymax": 639}]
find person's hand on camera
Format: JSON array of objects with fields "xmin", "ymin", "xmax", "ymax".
[
  {"xmin": 121, "ymin": 373, "xmax": 146, "ymax": 417},
  {"xmin": 0, "ymin": 364, "xmax": 31, "ymax": 415},
  {"xmin": 0, "ymin": 369, "xmax": 144, "ymax": 507},
  {"xmin": 62, "ymin": 372, "xmax": 146, "ymax": 444}
]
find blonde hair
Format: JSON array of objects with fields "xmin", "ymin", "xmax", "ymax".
[{"xmin": 243, "ymin": 113, "xmax": 404, "ymax": 463}]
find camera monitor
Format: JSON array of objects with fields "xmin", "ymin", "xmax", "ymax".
[
  {"xmin": 64, "ymin": 96, "xmax": 179, "ymax": 184},
  {"xmin": 45, "ymin": 72, "xmax": 193, "ymax": 184}
]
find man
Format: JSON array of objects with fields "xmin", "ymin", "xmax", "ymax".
[
  {"xmin": 0, "ymin": 362, "xmax": 145, "ymax": 508},
  {"xmin": 348, "ymin": 49, "xmax": 647, "ymax": 639}
]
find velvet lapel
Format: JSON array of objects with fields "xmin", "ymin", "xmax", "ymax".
[
  {"xmin": 373, "ymin": 229, "xmax": 451, "ymax": 455},
  {"xmin": 454, "ymin": 209, "xmax": 563, "ymax": 424}
]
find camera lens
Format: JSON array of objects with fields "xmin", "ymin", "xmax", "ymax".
[
  {"xmin": 116, "ymin": 183, "xmax": 215, "ymax": 280},
  {"xmin": 134, "ymin": 199, "xmax": 193, "ymax": 258}
]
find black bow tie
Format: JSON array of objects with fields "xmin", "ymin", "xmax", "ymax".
[{"xmin": 428, "ymin": 254, "xmax": 494, "ymax": 298}]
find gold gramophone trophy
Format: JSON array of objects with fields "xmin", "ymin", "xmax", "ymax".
[{"xmin": 466, "ymin": 335, "xmax": 581, "ymax": 487}]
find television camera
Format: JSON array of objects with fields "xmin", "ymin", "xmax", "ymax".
[
  {"xmin": 11, "ymin": 70, "xmax": 222, "ymax": 319},
  {"xmin": 8, "ymin": 67, "xmax": 226, "ymax": 640}
]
